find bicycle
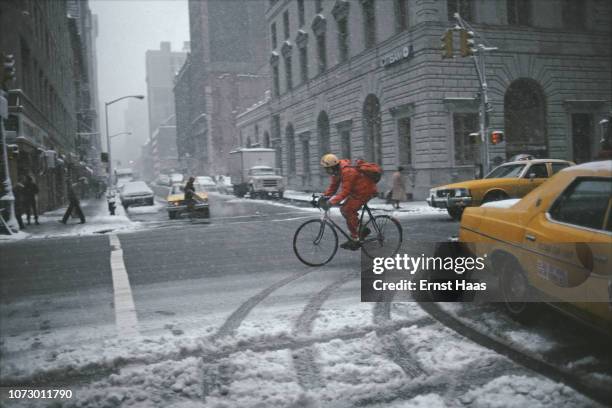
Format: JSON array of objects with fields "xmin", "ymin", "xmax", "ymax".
[{"xmin": 293, "ymin": 194, "xmax": 403, "ymax": 266}]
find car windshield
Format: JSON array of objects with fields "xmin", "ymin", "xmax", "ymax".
[
  {"xmin": 485, "ymin": 164, "xmax": 526, "ymax": 179},
  {"xmin": 249, "ymin": 167, "xmax": 275, "ymax": 175}
]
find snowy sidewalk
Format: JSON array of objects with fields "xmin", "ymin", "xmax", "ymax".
[
  {"xmin": 0, "ymin": 197, "xmax": 138, "ymax": 241},
  {"xmin": 283, "ymin": 189, "xmax": 446, "ymax": 216}
]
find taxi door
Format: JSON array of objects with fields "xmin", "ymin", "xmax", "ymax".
[{"xmin": 519, "ymin": 179, "xmax": 599, "ymax": 303}]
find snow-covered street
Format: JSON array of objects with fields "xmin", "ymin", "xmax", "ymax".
[{"xmin": 1, "ymin": 193, "xmax": 610, "ymax": 407}]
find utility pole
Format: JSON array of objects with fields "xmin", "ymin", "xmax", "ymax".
[{"xmin": 443, "ymin": 14, "xmax": 498, "ymax": 176}]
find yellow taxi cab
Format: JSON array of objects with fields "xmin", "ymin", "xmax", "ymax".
[
  {"xmin": 166, "ymin": 183, "xmax": 209, "ymax": 219},
  {"xmin": 427, "ymin": 157, "xmax": 574, "ymax": 220},
  {"xmin": 459, "ymin": 161, "xmax": 612, "ymax": 333}
]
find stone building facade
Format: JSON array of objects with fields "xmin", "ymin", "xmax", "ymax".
[
  {"xmin": 238, "ymin": 0, "xmax": 611, "ymax": 199},
  {"xmin": 174, "ymin": 0, "xmax": 270, "ymax": 176},
  {"xmin": 0, "ymin": 0, "xmax": 99, "ymax": 211}
]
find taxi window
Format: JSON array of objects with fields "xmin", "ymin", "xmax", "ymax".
[
  {"xmin": 551, "ymin": 162, "xmax": 570, "ymax": 175},
  {"xmin": 549, "ymin": 178, "xmax": 612, "ymax": 231},
  {"xmin": 525, "ymin": 163, "xmax": 548, "ymax": 178}
]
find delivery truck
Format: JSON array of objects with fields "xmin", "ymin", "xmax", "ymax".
[{"xmin": 228, "ymin": 148, "xmax": 284, "ymax": 198}]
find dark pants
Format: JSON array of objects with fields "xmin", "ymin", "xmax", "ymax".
[
  {"xmin": 62, "ymin": 200, "xmax": 85, "ymax": 223},
  {"xmin": 25, "ymin": 198, "xmax": 38, "ymax": 223},
  {"xmin": 15, "ymin": 205, "xmax": 25, "ymax": 229}
]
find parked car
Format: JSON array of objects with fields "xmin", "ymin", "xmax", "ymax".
[
  {"xmin": 427, "ymin": 158, "xmax": 574, "ymax": 220},
  {"xmin": 196, "ymin": 176, "xmax": 217, "ymax": 192},
  {"xmin": 157, "ymin": 174, "xmax": 170, "ymax": 186},
  {"xmin": 120, "ymin": 181, "xmax": 154, "ymax": 209},
  {"xmin": 166, "ymin": 183, "xmax": 209, "ymax": 219},
  {"xmin": 170, "ymin": 173, "xmax": 184, "ymax": 185},
  {"xmin": 459, "ymin": 161, "xmax": 612, "ymax": 333}
]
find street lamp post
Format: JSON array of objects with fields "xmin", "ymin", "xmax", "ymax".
[{"xmin": 105, "ymin": 95, "xmax": 144, "ymax": 187}]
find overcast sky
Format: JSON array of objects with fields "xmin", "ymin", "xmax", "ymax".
[{"xmin": 90, "ymin": 0, "xmax": 189, "ymax": 160}]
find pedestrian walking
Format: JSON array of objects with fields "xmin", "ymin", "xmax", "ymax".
[
  {"xmin": 13, "ymin": 178, "xmax": 27, "ymax": 230},
  {"xmin": 23, "ymin": 175, "xmax": 39, "ymax": 225},
  {"xmin": 391, "ymin": 166, "xmax": 407, "ymax": 209},
  {"xmin": 61, "ymin": 178, "xmax": 86, "ymax": 224}
]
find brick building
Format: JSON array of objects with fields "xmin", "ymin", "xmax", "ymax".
[
  {"xmin": 237, "ymin": 0, "xmax": 611, "ymax": 199},
  {"xmin": 0, "ymin": 0, "xmax": 99, "ymax": 211},
  {"xmin": 174, "ymin": 0, "xmax": 270, "ymax": 176}
]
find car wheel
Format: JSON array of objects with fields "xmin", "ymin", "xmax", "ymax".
[
  {"xmin": 447, "ymin": 207, "xmax": 464, "ymax": 221},
  {"xmin": 278, "ymin": 191, "xmax": 284, "ymax": 199},
  {"xmin": 482, "ymin": 191, "xmax": 508, "ymax": 204},
  {"xmin": 497, "ymin": 254, "xmax": 535, "ymax": 323},
  {"xmin": 249, "ymin": 186, "xmax": 257, "ymax": 199}
]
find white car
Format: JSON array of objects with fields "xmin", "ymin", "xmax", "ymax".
[
  {"xmin": 195, "ymin": 176, "xmax": 217, "ymax": 192},
  {"xmin": 119, "ymin": 181, "xmax": 154, "ymax": 209},
  {"xmin": 170, "ymin": 173, "xmax": 184, "ymax": 184},
  {"xmin": 157, "ymin": 174, "xmax": 170, "ymax": 186}
]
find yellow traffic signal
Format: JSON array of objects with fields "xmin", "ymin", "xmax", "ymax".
[
  {"xmin": 460, "ymin": 29, "xmax": 476, "ymax": 57},
  {"xmin": 490, "ymin": 130, "xmax": 504, "ymax": 145},
  {"xmin": 440, "ymin": 30, "xmax": 453, "ymax": 59}
]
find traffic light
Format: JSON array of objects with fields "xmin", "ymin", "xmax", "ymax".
[
  {"xmin": 490, "ymin": 130, "xmax": 504, "ymax": 145},
  {"xmin": 101, "ymin": 152, "xmax": 108, "ymax": 163},
  {"xmin": 459, "ymin": 29, "xmax": 476, "ymax": 57},
  {"xmin": 440, "ymin": 30, "xmax": 453, "ymax": 59},
  {"xmin": 2, "ymin": 53, "xmax": 16, "ymax": 90}
]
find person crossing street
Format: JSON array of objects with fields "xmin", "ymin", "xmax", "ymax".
[{"xmin": 61, "ymin": 178, "xmax": 86, "ymax": 224}]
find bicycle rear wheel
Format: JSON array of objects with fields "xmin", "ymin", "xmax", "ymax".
[
  {"xmin": 293, "ymin": 219, "xmax": 339, "ymax": 266},
  {"xmin": 361, "ymin": 215, "xmax": 403, "ymax": 259}
]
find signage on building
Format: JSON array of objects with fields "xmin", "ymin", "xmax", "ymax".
[{"xmin": 380, "ymin": 45, "xmax": 414, "ymax": 68}]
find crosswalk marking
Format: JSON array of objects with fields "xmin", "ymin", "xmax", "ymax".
[{"xmin": 108, "ymin": 234, "xmax": 139, "ymax": 337}]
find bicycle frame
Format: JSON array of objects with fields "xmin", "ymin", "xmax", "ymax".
[{"xmin": 317, "ymin": 203, "xmax": 379, "ymax": 243}]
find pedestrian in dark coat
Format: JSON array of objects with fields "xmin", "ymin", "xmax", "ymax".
[
  {"xmin": 391, "ymin": 167, "xmax": 407, "ymax": 209},
  {"xmin": 13, "ymin": 179, "xmax": 27, "ymax": 230},
  {"xmin": 61, "ymin": 178, "xmax": 86, "ymax": 224},
  {"xmin": 23, "ymin": 175, "xmax": 39, "ymax": 225}
]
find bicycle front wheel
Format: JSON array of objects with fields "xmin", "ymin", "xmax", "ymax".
[
  {"xmin": 361, "ymin": 215, "xmax": 403, "ymax": 259},
  {"xmin": 293, "ymin": 219, "xmax": 339, "ymax": 266}
]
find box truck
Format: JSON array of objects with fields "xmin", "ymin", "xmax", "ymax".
[{"xmin": 228, "ymin": 148, "xmax": 284, "ymax": 198}]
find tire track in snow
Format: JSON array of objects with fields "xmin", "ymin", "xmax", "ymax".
[
  {"xmin": 417, "ymin": 300, "xmax": 612, "ymax": 407},
  {"xmin": 372, "ymin": 292, "xmax": 429, "ymax": 380},
  {"xmin": 291, "ymin": 270, "xmax": 357, "ymax": 391}
]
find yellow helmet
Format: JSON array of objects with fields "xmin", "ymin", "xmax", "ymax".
[{"xmin": 320, "ymin": 153, "xmax": 339, "ymax": 168}]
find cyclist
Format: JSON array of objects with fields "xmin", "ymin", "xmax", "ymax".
[
  {"xmin": 319, "ymin": 153, "xmax": 378, "ymax": 250},
  {"xmin": 184, "ymin": 176, "xmax": 197, "ymax": 211}
]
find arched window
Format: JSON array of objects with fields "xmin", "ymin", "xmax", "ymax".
[
  {"xmin": 504, "ymin": 78, "xmax": 547, "ymax": 158},
  {"xmin": 317, "ymin": 111, "xmax": 331, "ymax": 158},
  {"xmin": 286, "ymin": 123, "xmax": 296, "ymax": 175},
  {"xmin": 362, "ymin": 94, "xmax": 382, "ymax": 164},
  {"xmin": 263, "ymin": 131, "xmax": 271, "ymax": 148}
]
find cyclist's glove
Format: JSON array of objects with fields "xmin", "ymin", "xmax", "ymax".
[{"xmin": 318, "ymin": 196, "xmax": 332, "ymax": 211}]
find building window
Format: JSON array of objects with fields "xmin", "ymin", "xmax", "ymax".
[
  {"xmin": 398, "ymin": 117, "xmax": 412, "ymax": 166},
  {"xmin": 337, "ymin": 17, "xmax": 349, "ymax": 63},
  {"xmin": 453, "ymin": 113, "xmax": 478, "ymax": 165},
  {"xmin": 298, "ymin": 0, "xmax": 305, "ymax": 26},
  {"xmin": 283, "ymin": 10, "xmax": 290, "ymax": 40},
  {"xmin": 287, "ymin": 124, "xmax": 296, "ymax": 175},
  {"xmin": 394, "ymin": 0, "xmax": 408, "ymax": 32},
  {"xmin": 299, "ymin": 46, "xmax": 308, "ymax": 83},
  {"xmin": 318, "ymin": 111, "xmax": 331, "ymax": 157},
  {"xmin": 271, "ymin": 23, "xmax": 278, "ymax": 49},
  {"xmin": 272, "ymin": 65, "xmax": 280, "ymax": 97},
  {"xmin": 284, "ymin": 55, "xmax": 293, "ymax": 91},
  {"xmin": 340, "ymin": 129, "xmax": 351, "ymax": 160},
  {"xmin": 362, "ymin": 0, "xmax": 377, "ymax": 49},
  {"xmin": 562, "ymin": 0, "xmax": 586, "ymax": 30},
  {"xmin": 302, "ymin": 138, "xmax": 311, "ymax": 177},
  {"xmin": 316, "ymin": 33, "xmax": 327, "ymax": 74},
  {"xmin": 447, "ymin": 0, "xmax": 473, "ymax": 21},
  {"xmin": 363, "ymin": 94, "xmax": 382, "ymax": 164},
  {"xmin": 507, "ymin": 0, "xmax": 530, "ymax": 26},
  {"xmin": 315, "ymin": 0, "xmax": 323, "ymax": 13}
]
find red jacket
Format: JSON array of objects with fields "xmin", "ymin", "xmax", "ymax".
[{"xmin": 323, "ymin": 159, "xmax": 378, "ymax": 204}]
